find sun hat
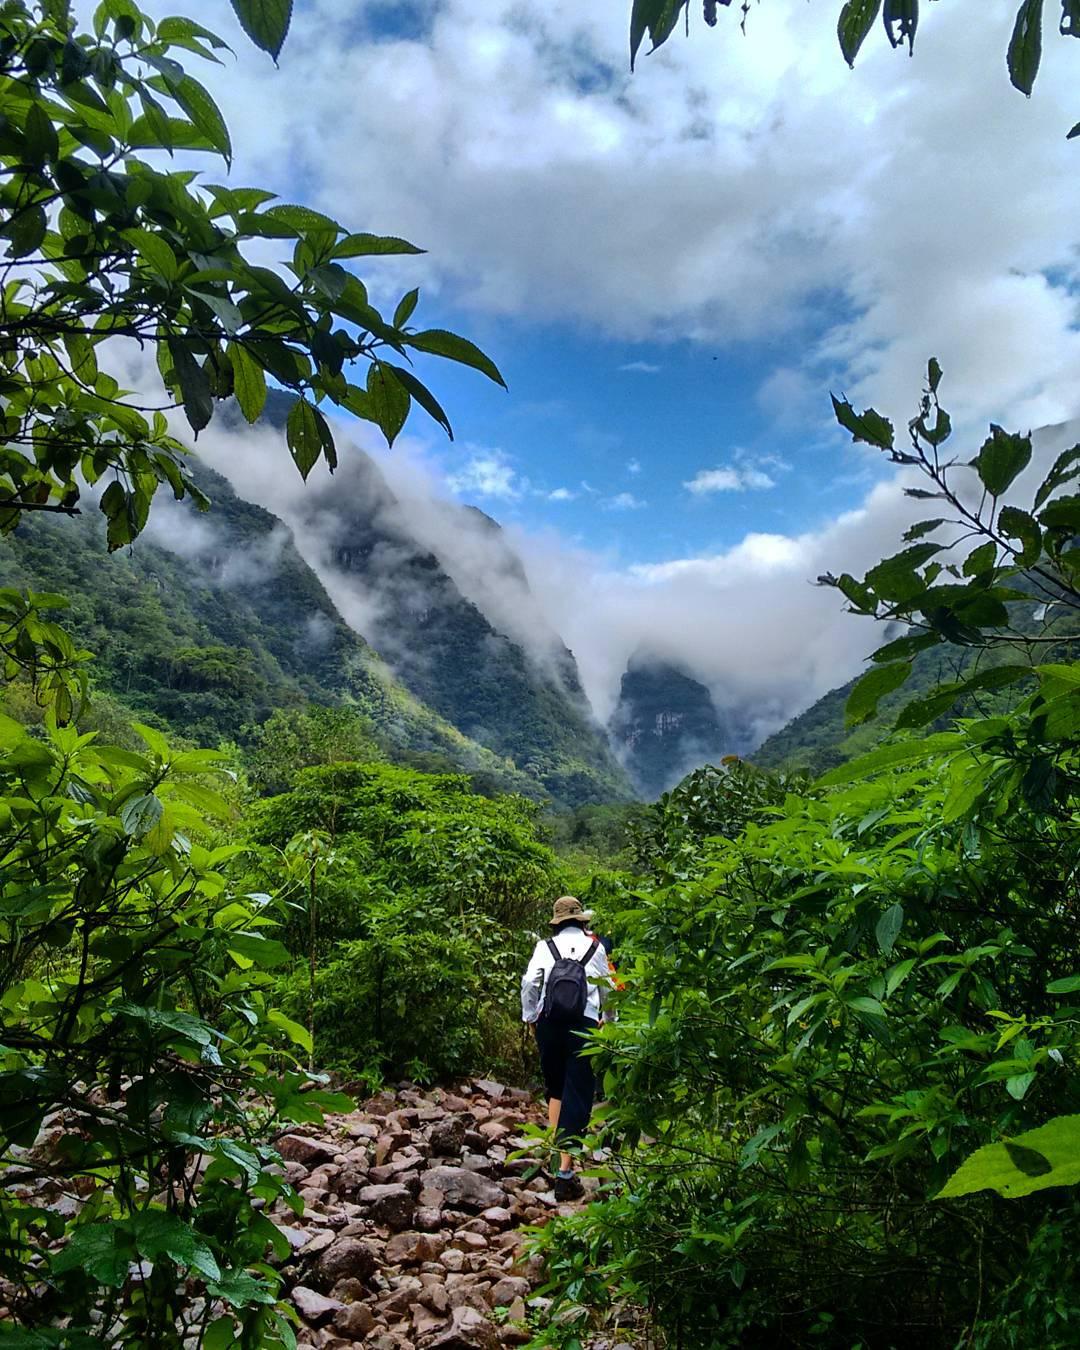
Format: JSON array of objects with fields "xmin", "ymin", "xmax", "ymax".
[{"xmin": 549, "ymin": 895, "xmax": 593, "ymax": 927}]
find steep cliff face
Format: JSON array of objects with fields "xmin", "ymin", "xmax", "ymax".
[
  {"xmin": 282, "ymin": 451, "xmax": 630, "ymax": 806},
  {"xmin": 609, "ymin": 654, "xmax": 732, "ymax": 799}
]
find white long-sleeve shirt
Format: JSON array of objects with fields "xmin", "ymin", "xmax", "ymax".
[{"xmin": 520, "ymin": 924, "xmax": 610, "ymax": 1023}]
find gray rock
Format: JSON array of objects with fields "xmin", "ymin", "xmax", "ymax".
[
  {"xmin": 420, "ymin": 1167, "xmax": 506, "ymax": 1213},
  {"xmin": 428, "ymin": 1115, "xmax": 466, "ymax": 1157},
  {"xmin": 278, "ymin": 1134, "xmax": 338, "ymax": 1168},
  {"xmin": 358, "ymin": 1182, "xmax": 415, "ymax": 1232}
]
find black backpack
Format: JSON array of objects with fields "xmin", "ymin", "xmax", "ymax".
[{"xmin": 541, "ymin": 936, "xmax": 600, "ymax": 1022}]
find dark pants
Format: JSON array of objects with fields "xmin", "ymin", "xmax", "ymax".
[{"xmin": 534, "ymin": 1016, "xmax": 599, "ymax": 1145}]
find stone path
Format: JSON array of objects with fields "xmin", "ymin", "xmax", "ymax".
[{"xmin": 272, "ymin": 1077, "xmax": 596, "ymax": 1349}]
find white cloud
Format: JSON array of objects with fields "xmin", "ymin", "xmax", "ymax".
[
  {"xmin": 684, "ymin": 465, "xmax": 776, "ymax": 494},
  {"xmin": 603, "ymin": 491, "xmax": 647, "ymax": 511},
  {"xmin": 619, "ymin": 361, "xmax": 661, "ymax": 374},
  {"xmin": 152, "ymin": 0, "xmax": 1080, "ymax": 438},
  {"xmin": 548, "ymin": 486, "xmax": 576, "ymax": 501},
  {"xmin": 446, "ymin": 447, "xmax": 521, "ymax": 500},
  {"xmin": 626, "ymin": 457, "xmax": 642, "ymax": 474}
]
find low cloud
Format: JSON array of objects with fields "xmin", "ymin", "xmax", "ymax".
[
  {"xmin": 446, "ymin": 447, "xmax": 521, "ymax": 500},
  {"xmin": 684, "ymin": 465, "xmax": 776, "ymax": 494},
  {"xmin": 602, "ymin": 491, "xmax": 647, "ymax": 511},
  {"xmin": 619, "ymin": 361, "xmax": 661, "ymax": 374}
]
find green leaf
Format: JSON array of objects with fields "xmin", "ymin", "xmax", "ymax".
[
  {"xmin": 997, "ymin": 505, "xmax": 1042, "ymax": 565},
  {"xmin": 818, "ymin": 732, "xmax": 963, "ymax": 786},
  {"xmin": 393, "ymin": 288, "xmax": 420, "ymax": 328},
  {"xmin": 963, "ymin": 541, "xmax": 998, "ymax": 577},
  {"xmin": 24, "ymin": 101, "xmax": 59, "ymax": 165},
  {"xmin": 286, "ymin": 396, "xmax": 334, "ymax": 479},
  {"xmin": 831, "ymin": 394, "xmax": 894, "ymax": 449},
  {"xmin": 123, "ymin": 227, "xmax": 178, "ymax": 281},
  {"xmin": 169, "ymin": 74, "xmax": 232, "ymax": 162},
  {"xmin": 228, "ymin": 342, "xmax": 267, "ymax": 423},
  {"xmin": 1038, "ymin": 492, "xmax": 1080, "ymax": 530},
  {"xmin": 838, "ymin": 0, "xmax": 883, "ymax": 66},
  {"xmin": 229, "ymin": 0, "xmax": 293, "ymax": 60},
  {"xmin": 381, "ymin": 362, "xmax": 453, "ymax": 439},
  {"xmin": 269, "ymin": 1008, "xmax": 313, "ymax": 1054},
  {"xmin": 875, "ymin": 903, "xmax": 904, "ymax": 956},
  {"xmin": 404, "ymin": 329, "xmax": 507, "ymax": 388},
  {"xmin": 225, "ymin": 933, "xmax": 291, "ymax": 969},
  {"xmin": 52, "ymin": 1223, "xmax": 129, "ymax": 1286},
  {"xmin": 132, "ymin": 1210, "xmax": 221, "ymax": 1282},
  {"xmin": 1047, "ymin": 975, "xmax": 1080, "ymax": 994},
  {"xmin": 1036, "ymin": 446, "xmax": 1080, "ymax": 516},
  {"xmin": 937, "ymin": 1115, "xmax": 1080, "ymax": 1199},
  {"xmin": 866, "ymin": 543, "xmax": 940, "ymax": 602},
  {"xmin": 366, "ymin": 363, "xmax": 410, "ymax": 447},
  {"xmin": 973, "ymin": 425, "xmax": 1032, "ymax": 497},
  {"xmin": 120, "ymin": 792, "xmax": 163, "ymax": 838},
  {"xmin": 167, "ymin": 341, "xmax": 214, "ymax": 434},
  {"xmin": 1008, "ymin": 0, "xmax": 1043, "ymax": 94},
  {"xmin": 333, "ymin": 232, "xmax": 424, "ymax": 258},
  {"xmin": 846, "ymin": 662, "xmax": 911, "ymax": 726},
  {"xmin": 846, "ymin": 995, "xmax": 886, "ymax": 1018}
]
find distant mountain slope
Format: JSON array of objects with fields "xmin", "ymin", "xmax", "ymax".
[
  {"xmin": 216, "ymin": 393, "xmax": 632, "ymax": 806},
  {"xmin": 753, "ymin": 624, "xmax": 1079, "ymax": 775},
  {"xmin": 0, "ymin": 470, "xmax": 541, "ymax": 797},
  {"xmin": 609, "ymin": 654, "xmax": 737, "ymax": 799}
]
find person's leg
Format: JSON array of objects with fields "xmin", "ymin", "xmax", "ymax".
[
  {"xmin": 535, "ymin": 1020, "xmax": 569, "ymax": 1169},
  {"xmin": 547, "ymin": 1095, "xmax": 561, "ymax": 1133},
  {"xmin": 554, "ymin": 1018, "xmax": 599, "ymax": 1192}
]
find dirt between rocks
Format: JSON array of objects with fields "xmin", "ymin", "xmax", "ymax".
[{"xmin": 273, "ymin": 1076, "xmax": 597, "ymax": 1350}]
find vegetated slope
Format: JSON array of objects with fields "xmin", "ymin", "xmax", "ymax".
[
  {"xmin": 754, "ymin": 615, "xmax": 1080, "ymax": 775},
  {"xmin": 250, "ymin": 396, "xmax": 631, "ymax": 807},
  {"xmin": 609, "ymin": 652, "xmax": 743, "ymax": 799},
  {"xmin": 0, "ymin": 473, "xmax": 540, "ymax": 797}
]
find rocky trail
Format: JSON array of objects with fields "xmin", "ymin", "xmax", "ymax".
[{"xmin": 271, "ymin": 1077, "xmax": 602, "ymax": 1350}]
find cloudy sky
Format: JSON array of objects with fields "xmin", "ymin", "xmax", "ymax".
[{"xmin": 130, "ymin": 0, "xmax": 1080, "ymax": 730}]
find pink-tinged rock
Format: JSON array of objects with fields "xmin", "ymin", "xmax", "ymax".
[
  {"xmin": 358, "ymin": 1183, "xmax": 415, "ymax": 1232},
  {"xmin": 333, "ymin": 1301, "xmax": 377, "ymax": 1337},
  {"xmin": 317, "ymin": 1236, "xmax": 378, "ymax": 1287},
  {"xmin": 453, "ymin": 1232, "xmax": 488, "ymax": 1252},
  {"xmin": 420, "ymin": 1283, "xmax": 451, "ymax": 1315},
  {"xmin": 292, "ymin": 1285, "xmax": 344, "ymax": 1327},
  {"xmin": 415, "ymin": 1205, "xmax": 444, "ymax": 1231},
  {"xmin": 477, "ymin": 1121, "xmax": 511, "ymax": 1143},
  {"xmin": 345, "ymin": 1119, "xmax": 379, "ymax": 1141},
  {"xmin": 385, "ymin": 1230, "xmax": 447, "ymax": 1266},
  {"xmin": 439, "ymin": 1248, "xmax": 465, "ymax": 1274},
  {"xmin": 279, "ymin": 1135, "xmax": 339, "ymax": 1168}
]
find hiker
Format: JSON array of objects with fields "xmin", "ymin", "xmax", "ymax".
[{"xmin": 520, "ymin": 895, "xmax": 611, "ymax": 1201}]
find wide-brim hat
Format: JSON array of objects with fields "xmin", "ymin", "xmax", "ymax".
[{"xmin": 550, "ymin": 895, "xmax": 593, "ymax": 927}]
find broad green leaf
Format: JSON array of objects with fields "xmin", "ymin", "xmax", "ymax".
[
  {"xmin": 818, "ymin": 732, "xmax": 963, "ymax": 786},
  {"xmin": 937, "ymin": 1115, "xmax": 1080, "ymax": 1199},
  {"xmin": 875, "ymin": 903, "xmax": 903, "ymax": 956},
  {"xmin": 837, "ymin": 0, "xmax": 883, "ymax": 66},
  {"xmin": 973, "ymin": 425, "xmax": 1032, "ymax": 497},
  {"xmin": 167, "ymin": 341, "xmax": 214, "ymax": 434},
  {"xmin": 381, "ymin": 362, "xmax": 453, "ymax": 439},
  {"xmin": 52, "ymin": 1223, "xmax": 129, "ymax": 1286},
  {"xmin": 268, "ymin": 1008, "xmax": 313, "ymax": 1054},
  {"xmin": 845, "ymin": 662, "xmax": 911, "ymax": 727},
  {"xmin": 229, "ymin": 0, "xmax": 293, "ymax": 60},
  {"xmin": 170, "ymin": 75, "xmax": 232, "ymax": 162},
  {"xmin": 997, "ymin": 505, "xmax": 1041, "ymax": 565},
  {"xmin": 120, "ymin": 792, "xmax": 163, "ymax": 838},
  {"xmin": 132, "ymin": 1209, "xmax": 221, "ymax": 1282},
  {"xmin": 225, "ymin": 933, "xmax": 291, "ymax": 969},
  {"xmin": 963, "ymin": 541, "xmax": 997, "ymax": 577},
  {"xmin": 228, "ymin": 342, "xmax": 267, "ymax": 423},
  {"xmin": 333, "ymin": 232, "xmax": 424, "ymax": 258},
  {"xmin": 394, "ymin": 287, "xmax": 420, "ymax": 328},
  {"xmin": 404, "ymin": 329, "xmax": 507, "ymax": 388},
  {"xmin": 1047, "ymin": 975, "xmax": 1080, "ymax": 994},
  {"xmin": 1008, "ymin": 0, "xmax": 1043, "ymax": 94},
  {"xmin": 123, "ymin": 227, "xmax": 178, "ymax": 281},
  {"xmin": 286, "ymin": 396, "xmax": 331, "ymax": 479},
  {"xmin": 366, "ymin": 363, "xmax": 410, "ymax": 447}
]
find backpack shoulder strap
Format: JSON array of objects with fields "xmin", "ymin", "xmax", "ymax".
[
  {"xmin": 578, "ymin": 937, "xmax": 600, "ymax": 966},
  {"xmin": 545, "ymin": 938, "xmax": 561, "ymax": 962}
]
